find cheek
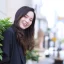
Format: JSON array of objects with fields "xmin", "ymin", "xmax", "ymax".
[
  {"xmin": 19, "ymin": 21, "xmax": 22, "ymax": 27},
  {"xmin": 29, "ymin": 22, "xmax": 32, "ymax": 26}
]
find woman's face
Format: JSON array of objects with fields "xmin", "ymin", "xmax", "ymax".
[{"xmin": 19, "ymin": 11, "xmax": 34, "ymax": 29}]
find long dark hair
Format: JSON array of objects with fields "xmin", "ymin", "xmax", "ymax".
[{"xmin": 13, "ymin": 6, "xmax": 36, "ymax": 55}]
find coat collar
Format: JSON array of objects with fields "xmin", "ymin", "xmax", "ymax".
[{"xmin": 17, "ymin": 43, "xmax": 26, "ymax": 64}]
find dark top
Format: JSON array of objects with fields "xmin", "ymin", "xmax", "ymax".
[{"xmin": 0, "ymin": 27, "xmax": 26, "ymax": 64}]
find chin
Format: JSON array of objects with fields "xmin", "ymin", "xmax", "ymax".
[
  {"xmin": 20, "ymin": 26, "xmax": 29, "ymax": 29},
  {"xmin": 21, "ymin": 27, "xmax": 27, "ymax": 30}
]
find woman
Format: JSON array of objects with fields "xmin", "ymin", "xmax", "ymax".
[{"xmin": 1, "ymin": 6, "xmax": 36, "ymax": 64}]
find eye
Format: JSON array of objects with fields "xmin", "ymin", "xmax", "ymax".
[
  {"xmin": 30, "ymin": 19, "xmax": 32, "ymax": 21},
  {"xmin": 24, "ymin": 15, "xmax": 28, "ymax": 18}
]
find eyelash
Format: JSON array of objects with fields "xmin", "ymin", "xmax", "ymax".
[
  {"xmin": 24, "ymin": 15, "xmax": 32, "ymax": 21},
  {"xmin": 24, "ymin": 15, "xmax": 28, "ymax": 18},
  {"xmin": 30, "ymin": 19, "xmax": 32, "ymax": 21}
]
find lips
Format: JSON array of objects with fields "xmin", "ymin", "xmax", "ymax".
[{"xmin": 23, "ymin": 23, "xmax": 28, "ymax": 27}]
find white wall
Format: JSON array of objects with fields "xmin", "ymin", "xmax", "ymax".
[
  {"xmin": 0, "ymin": 0, "xmax": 32, "ymax": 21},
  {"xmin": 0, "ymin": 0, "xmax": 7, "ymax": 19},
  {"xmin": 7, "ymin": 0, "xmax": 32, "ymax": 21}
]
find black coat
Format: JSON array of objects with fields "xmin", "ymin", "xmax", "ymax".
[{"xmin": 0, "ymin": 27, "xmax": 26, "ymax": 64}]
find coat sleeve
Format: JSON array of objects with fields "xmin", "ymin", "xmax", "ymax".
[{"xmin": 0, "ymin": 28, "xmax": 13, "ymax": 64}]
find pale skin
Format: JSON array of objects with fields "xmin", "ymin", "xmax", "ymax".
[{"xmin": 19, "ymin": 11, "xmax": 34, "ymax": 29}]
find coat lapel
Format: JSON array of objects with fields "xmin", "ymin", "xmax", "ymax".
[
  {"xmin": 11, "ymin": 27, "xmax": 26, "ymax": 64},
  {"xmin": 17, "ymin": 43, "xmax": 26, "ymax": 64}
]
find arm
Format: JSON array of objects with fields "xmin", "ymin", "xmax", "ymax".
[{"xmin": 0, "ymin": 28, "xmax": 13, "ymax": 64}]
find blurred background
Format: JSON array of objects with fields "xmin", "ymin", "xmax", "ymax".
[{"xmin": 0, "ymin": 0, "xmax": 64, "ymax": 64}]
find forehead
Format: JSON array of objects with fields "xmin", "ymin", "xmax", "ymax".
[{"xmin": 26, "ymin": 11, "xmax": 34, "ymax": 18}]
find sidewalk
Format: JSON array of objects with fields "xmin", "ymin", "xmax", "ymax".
[{"xmin": 34, "ymin": 48, "xmax": 54, "ymax": 64}]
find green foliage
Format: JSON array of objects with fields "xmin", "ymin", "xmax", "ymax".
[
  {"xmin": 26, "ymin": 50, "xmax": 39, "ymax": 62},
  {"xmin": 0, "ymin": 18, "xmax": 12, "ymax": 60},
  {"xmin": 61, "ymin": 38, "xmax": 64, "ymax": 43},
  {"xmin": 0, "ymin": 48, "xmax": 3, "ymax": 60}
]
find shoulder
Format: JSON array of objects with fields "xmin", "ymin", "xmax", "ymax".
[{"xmin": 4, "ymin": 26, "xmax": 15, "ymax": 36}]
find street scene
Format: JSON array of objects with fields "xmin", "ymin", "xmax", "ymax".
[{"xmin": 0, "ymin": 0, "xmax": 64, "ymax": 64}]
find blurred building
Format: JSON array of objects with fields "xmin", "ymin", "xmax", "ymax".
[{"xmin": 0, "ymin": 0, "xmax": 32, "ymax": 21}]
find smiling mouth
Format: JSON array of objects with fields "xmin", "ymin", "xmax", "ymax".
[{"xmin": 23, "ymin": 23, "xmax": 27, "ymax": 27}]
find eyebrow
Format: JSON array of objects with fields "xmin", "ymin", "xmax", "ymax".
[{"xmin": 26, "ymin": 14, "xmax": 33, "ymax": 20}]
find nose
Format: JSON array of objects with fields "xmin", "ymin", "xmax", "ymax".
[{"xmin": 26, "ymin": 18, "xmax": 29, "ymax": 23}]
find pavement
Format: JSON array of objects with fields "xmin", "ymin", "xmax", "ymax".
[{"xmin": 33, "ymin": 48, "xmax": 54, "ymax": 64}]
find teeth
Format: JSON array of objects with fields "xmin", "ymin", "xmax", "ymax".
[{"xmin": 24, "ymin": 23, "xmax": 27, "ymax": 26}]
